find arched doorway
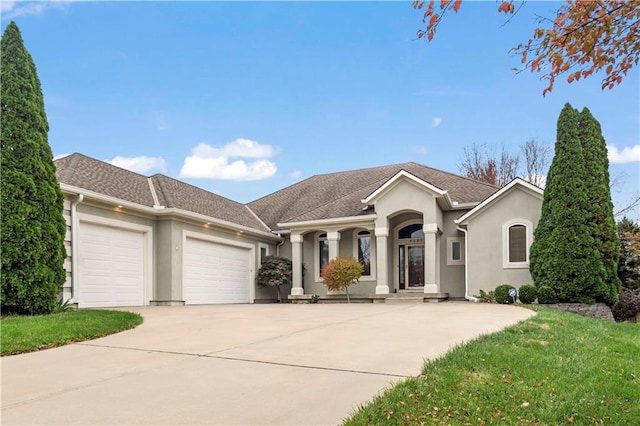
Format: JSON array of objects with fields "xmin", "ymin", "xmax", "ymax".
[{"xmin": 396, "ymin": 222, "xmax": 424, "ymax": 290}]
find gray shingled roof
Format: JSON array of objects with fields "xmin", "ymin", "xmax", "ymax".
[
  {"xmin": 247, "ymin": 162, "xmax": 499, "ymax": 230},
  {"xmin": 55, "ymin": 155, "xmax": 498, "ymax": 234},
  {"xmin": 55, "ymin": 153, "xmax": 270, "ymax": 233}
]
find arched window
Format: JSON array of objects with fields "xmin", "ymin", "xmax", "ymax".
[
  {"xmin": 398, "ymin": 223, "xmax": 424, "ymax": 239},
  {"xmin": 508, "ymin": 225, "xmax": 527, "ymax": 263},
  {"xmin": 502, "ymin": 219, "xmax": 533, "ymax": 268}
]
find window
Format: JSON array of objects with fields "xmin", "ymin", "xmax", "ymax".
[
  {"xmin": 508, "ymin": 225, "xmax": 526, "ymax": 263},
  {"xmin": 452, "ymin": 241, "xmax": 461, "ymax": 261},
  {"xmin": 446, "ymin": 237, "xmax": 465, "ymax": 265},
  {"xmin": 258, "ymin": 243, "xmax": 269, "ymax": 266},
  {"xmin": 398, "ymin": 223, "xmax": 424, "ymax": 239},
  {"xmin": 318, "ymin": 233, "xmax": 329, "ymax": 272},
  {"xmin": 356, "ymin": 230, "xmax": 371, "ymax": 276},
  {"xmin": 502, "ymin": 219, "xmax": 533, "ymax": 268}
]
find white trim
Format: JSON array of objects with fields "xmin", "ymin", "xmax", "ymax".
[
  {"xmin": 353, "ymin": 228, "xmax": 376, "ymax": 281},
  {"xmin": 182, "ymin": 230, "xmax": 256, "ymax": 303},
  {"xmin": 147, "ymin": 178, "xmax": 162, "ymax": 208},
  {"xmin": 455, "ymin": 178, "xmax": 543, "ymax": 225},
  {"xmin": 446, "ymin": 237, "xmax": 465, "ymax": 266},
  {"xmin": 60, "ymin": 184, "xmax": 281, "ymax": 241},
  {"xmin": 69, "ymin": 194, "xmax": 83, "ymax": 304},
  {"xmin": 502, "ymin": 219, "xmax": 533, "ymax": 269},
  {"xmin": 362, "ymin": 170, "xmax": 447, "ymax": 204},
  {"xmin": 77, "ymin": 213, "xmax": 153, "ymax": 307},
  {"xmin": 278, "ymin": 214, "xmax": 376, "ymax": 229}
]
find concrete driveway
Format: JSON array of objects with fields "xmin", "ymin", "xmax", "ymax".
[{"xmin": 1, "ymin": 302, "xmax": 534, "ymax": 425}]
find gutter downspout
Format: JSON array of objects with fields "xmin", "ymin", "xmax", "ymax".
[
  {"xmin": 275, "ymin": 233, "xmax": 285, "ymax": 256},
  {"xmin": 70, "ymin": 193, "xmax": 84, "ymax": 304},
  {"xmin": 457, "ymin": 225, "xmax": 477, "ymax": 302}
]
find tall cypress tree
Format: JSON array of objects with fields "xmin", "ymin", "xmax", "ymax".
[
  {"xmin": 1, "ymin": 22, "xmax": 66, "ymax": 314},
  {"xmin": 579, "ymin": 107, "xmax": 621, "ymax": 305},
  {"xmin": 529, "ymin": 103, "xmax": 603, "ymax": 303}
]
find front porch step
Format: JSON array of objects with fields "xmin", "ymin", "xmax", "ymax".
[{"xmin": 385, "ymin": 296, "xmax": 424, "ymax": 304}]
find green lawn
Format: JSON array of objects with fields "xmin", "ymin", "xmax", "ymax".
[
  {"xmin": 1, "ymin": 310, "xmax": 143, "ymax": 356},
  {"xmin": 344, "ymin": 306, "xmax": 639, "ymax": 425}
]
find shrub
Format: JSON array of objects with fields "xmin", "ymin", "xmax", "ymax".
[
  {"xmin": 518, "ymin": 284, "xmax": 538, "ymax": 304},
  {"xmin": 476, "ymin": 290, "xmax": 496, "ymax": 303},
  {"xmin": 494, "ymin": 284, "xmax": 516, "ymax": 304},
  {"xmin": 537, "ymin": 285, "xmax": 557, "ymax": 304},
  {"xmin": 321, "ymin": 257, "xmax": 363, "ymax": 303},
  {"xmin": 256, "ymin": 256, "xmax": 292, "ymax": 302},
  {"xmin": 612, "ymin": 287, "xmax": 640, "ymax": 322}
]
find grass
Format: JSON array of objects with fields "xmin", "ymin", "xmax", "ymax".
[
  {"xmin": 1, "ymin": 309, "xmax": 143, "ymax": 356},
  {"xmin": 344, "ymin": 306, "xmax": 640, "ymax": 425}
]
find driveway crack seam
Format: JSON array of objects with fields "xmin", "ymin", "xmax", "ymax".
[{"xmin": 204, "ymin": 354, "xmax": 409, "ymax": 379}]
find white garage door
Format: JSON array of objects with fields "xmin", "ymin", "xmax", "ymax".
[
  {"xmin": 78, "ymin": 222, "xmax": 145, "ymax": 308},
  {"xmin": 184, "ymin": 238, "xmax": 251, "ymax": 304}
]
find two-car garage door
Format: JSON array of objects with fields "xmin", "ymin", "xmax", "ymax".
[
  {"xmin": 183, "ymin": 237, "xmax": 251, "ymax": 304},
  {"xmin": 77, "ymin": 222, "xmax": 251, "ymax": 307}
]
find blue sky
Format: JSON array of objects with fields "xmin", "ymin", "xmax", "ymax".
[{"xmin": 3, "ymin": 1, "xmax": 639, "ymax": 219}]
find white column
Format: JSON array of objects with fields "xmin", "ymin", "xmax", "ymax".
[
  {"xmin": 423, "ymin": 224, "xmax": 439, "ymax": 294},
  {"xmin": 326, "ymin": 231, "xmax": 342, "ymax": 295},
  {"xmin": 291, "ymin": 232, "xmax": 304, "ymax": 296},
  {"xmin": 327, "ymin": 231, "xmax": 341, "ymax": 260},
  {"xmin": 375, "ymin": 227, "xmax": 390, "ymax": 294}
]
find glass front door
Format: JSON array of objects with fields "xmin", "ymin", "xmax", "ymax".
[{"xmin": 406, "ymin": 245, "xmax": 424, "ymax": 288}]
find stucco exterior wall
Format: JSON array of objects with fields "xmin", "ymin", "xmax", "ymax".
[
  {"xmin": 465, "ymin": 188, "xmax": 542, "ymax": 298},
  {"xmin": 439, "ymin": 210, "xmax": 468, "ymax": 298},
  {"xmin": 67, "ymin": 197, "xmax": 280, "ymax": 305}
]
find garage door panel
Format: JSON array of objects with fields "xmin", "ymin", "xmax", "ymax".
[
  {"xmin": 79, "ymin": 222, "xmax": 145, "ymax": 308},
  {"xmin": 184, "ymin": 238, "xmax": 250, "ymax": 305}
]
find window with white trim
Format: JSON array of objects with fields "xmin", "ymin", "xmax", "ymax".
[
  {"xmin": 355, "ymin": 230, "xmax": 372, "ymax": 276},
  {"xmin": 318, "ymin": 233, "xmax": 329, "ymax": 273},
  {"xmin": 502, "ymin": 219, "xmax": 533, "ymax": 268},
  {"xmin": 258, "ymin": 243, "xmax": 269, "ymax": 266},
  {"xmin": 447, "ymin": 237, "xmax": 465, "ymax": 265}
]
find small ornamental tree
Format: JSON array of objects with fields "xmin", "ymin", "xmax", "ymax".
[
  {"xmin": 320, "ymin": 257, "xmax": 363, "ymax": 303},
  {"xmin": 256, "ymin": 256, "xmax": 292, "ymax": 302},
  {"xmin": 1, "ymin": 22, "xmax": 67, "ymax": 315}
]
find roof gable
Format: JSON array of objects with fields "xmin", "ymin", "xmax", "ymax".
[
  {"xmin": 455, "ymin": 178, "xmax": 543, "ymax": 225},
  {"xmin": 362, "ymin": 169, "xmax": 449, "ymax": 205}
]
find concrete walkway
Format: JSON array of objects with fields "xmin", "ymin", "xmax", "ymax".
[{"xmin": 1, "ymin": 302, "xmax": 534, "ymax": 425}]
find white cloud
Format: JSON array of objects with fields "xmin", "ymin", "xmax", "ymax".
[
  {"xmin": 607, "ymin": 145, "xmax": 640, "ymax": 164},
  {"xmin": 432, "ymin": 117, "xmax": 442, "ymax": 128},
  {"xmin": 290, "ymin": 170, "xmax": 302, "ymax": 179},
  {"xmin": 411, "ymin": 146, "xmax": 428, "ymax": 155},
  {"xmin": 179, "ymin": 138, "xmax": 277, "ymax": 181},
  {"xmin": 108, "ymin": 156, "xmax": 167, "ymax": 174},
  {"xmin": 3, "ymin": 0, "xmax": 77, "ymax": 19}
]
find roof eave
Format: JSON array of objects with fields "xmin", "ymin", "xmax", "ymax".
[{"xmin": 59, "ymin": 184, "xmax": 282, "ymax": 241}]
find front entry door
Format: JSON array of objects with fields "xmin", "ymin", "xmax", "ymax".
[
  {"xmin": 399, "ymin": 244, "xmax": 424, "ymax": 289},
  {"xmin": 407, "ymin": 245, "xmax": 424, "ymax": 288}
]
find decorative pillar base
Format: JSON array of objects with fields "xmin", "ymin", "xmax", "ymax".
[
  {"xmin": 423, "ymin": 284, "xmax": 438, "ymax": 293},
  {"xmin": 291, "ymin": 287, "xmax": 304, "ymax": 296},
  {"xmin": 375, "ymin": 285, "xmax": 390, "ymax": 295}
]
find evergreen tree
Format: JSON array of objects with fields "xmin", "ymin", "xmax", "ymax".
[
  {"xmin": 529, "ymin": 103, "xmax": 603, "ymax": 303},
  {"xmin": 579, "ymin": 107, "xmax": 621, "ymax": 305},
  {"xmin": 1, "ymin": 22, "xmax": 67, "ymax": 314}
]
